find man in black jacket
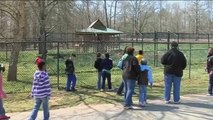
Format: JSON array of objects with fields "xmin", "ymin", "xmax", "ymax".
[
  {"xmin": 161, "ymin": 41, "xmax": 187, "ymax": 104},
  {"xmin": 94, "ymin": 53, "xmax": 103, "ymax": 90}
]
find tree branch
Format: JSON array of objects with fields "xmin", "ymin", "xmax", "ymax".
[
  {"xmin": 0, "ymin": 32, "xmax": 6, "ymax": 39},
  {"xmin": 46, "ymin": 0, "xmax": 57, "ymax": 8},
  {"xmin": 0, "ymin": 8, "xmax": 18, "ymax": 24},
  {"xmin": 28, "ymin": 0, "xmax": 41, "ymax": 25},
  {"xmin": 46, "ymin": 1, "xmax": 58, "ymax": 19},
  {"xmin": 0, "ymin": 2, "xmax": 18, "ymax": 16}
]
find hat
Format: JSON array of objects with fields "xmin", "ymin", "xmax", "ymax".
[
  {"xmin": 36, "ymin": 57, "xmax": 43, "ymax": 65},
  {"xmin": 141, "ymin": 59, "xmax": 147, "ymax": 65},
  {"xmin": 171, "ymin": 41, "xmax": 178, "ymax": 48}
]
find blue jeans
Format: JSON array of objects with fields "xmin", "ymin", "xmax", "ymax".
[
  {"xmin": 117, "ymin": 80, "xmax": 124, "ymax": 94},
  {"xmin": 139, "ymin": 85, "xmax": 147, "ymax": 104},
  {"xmin": 97, "ymin": 72, "xmax": 102, "ymax": 89},
  {"xmin": 208, "ymin": 74, "xmax": 213, "ymax": 94},
  {"xmin": 0, "ymin": 99, "xmax": 5, "ymax": 116},
  {"xmin": 164, "ymin": 74, "xmax": 181, "ymax": 102},
  {"xmin": 29, "ymin": 97, "xmax": 49, "ymax": 120},
  {"xmin": 66, "ymin": 73, "xmax": 77, "ymax": 91},
  {"xmin": 102, "ymin": 71, "xmax": 112, "ymax": 89},
  {"xmin": 123, "ymin": 79, "xmax": 136, "ymax": 106}
]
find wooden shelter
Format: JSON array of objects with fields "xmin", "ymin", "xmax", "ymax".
[{"xmin": 75, "ymin": 19, "xmax": 123, "ymax": 53}]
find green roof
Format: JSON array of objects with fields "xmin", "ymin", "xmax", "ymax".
[
  {"xmin": 76, "ymin": 28, "xmax": 123, "ymax": 35},
  {"xmin": 76, "ymin": 19, "xmax": 123, "ymax": 35}
]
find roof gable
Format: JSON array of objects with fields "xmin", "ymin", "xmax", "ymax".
[{"xmin": 88, "ymin": 19, "xmax": 106, "ymax": 30}]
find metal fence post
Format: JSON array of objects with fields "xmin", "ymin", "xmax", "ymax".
[
  {"xmin": 154, "ymin": 31, "xmax": 157, "ymax": 67},
  {"xmin": 5, "ymin": 43, "xmax": 8, "ymax": 61},
  {"xmin": 208, "ymin": 34, "xmax": 210, "ymax": 48},
  {"xmin": 141, "ymin": 33, "xmax": 144, "ymax": 51},
  {"xmin": 57, "ymin": 42, "xmax": 60, "ymax": 89},
  {"xmin": 131, "ymin": 33, "xmax": 134, "ymax": 47},
  {"xmin": 167, "ymin": 31, "xmax": 170, "ymax": 50},
  {"xmin": 177, "ymin": 33, "xmax": 180, "ymax": 43},
  {"xmin": 189, "ymin": 43, "xmax": 191, "ymax": 79}
]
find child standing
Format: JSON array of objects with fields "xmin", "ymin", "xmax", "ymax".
[
  {"xmin": 0, "ymin": 65, "xmax": 10, "ymax": 120},
  {"xmin": 29, "ymin": 61, "xmax": 51, "ymax": 120},
  {"xmin": 65, "ymin": 54, "xmax": 77, "ymax": 92},
  {"xmin": 136, "ymin": 50, "xmax": 144, "ymax": 64},
  {"xmin": 101, "ymin": 53, "xmax": 113, "ymax": 91},
  {"xmin": 138, "ymin": 59, "xmax": 153, "ymax": 107},
  {"xmin": 94, "ymin": 53, "xmax": 103, "ymax": 90}
]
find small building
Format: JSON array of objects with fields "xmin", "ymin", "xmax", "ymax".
[{"xmin": 75, "ymin": 19, "xmax": 123, "ymax": 53}]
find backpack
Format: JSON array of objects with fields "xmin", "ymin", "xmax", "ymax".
[{"xmin": 117, "ymin": 59, "xmax": 123, "ymax": 69}]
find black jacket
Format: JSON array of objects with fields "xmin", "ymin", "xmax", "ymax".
[
  {"xmin": 65, "ymin": 59, "xmax": 75, "ymax": 74},
  {"xmin": 161, "ymin": 48, "xmax": 187, "ymax": 77},
  {"xmin": 94, "ymin": 58, "xmax": 103, "ymax": 72},
  {"xmin": 122, "ymin": 55, "xmax": 140, "ymax": 80},
  {"xmin": 207, "ymin": 54, "xmax": 213, "ymax": 73}
]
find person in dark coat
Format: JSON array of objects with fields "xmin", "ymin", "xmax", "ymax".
[
  {"xmin": 101, "ymin": 53, "xmax": 113, "ymax": 91},
  {"xmin": 161, "ymin": 41, "xmax": 187, "ymax": 104},
  {"xmin": 122, "ymin": 47, "xmax": 140, "ymax": 109},
  {"xmin": 65, "ymin": 54, "xmax": 77, "ymax": 92},
  {"xmin": 137, "ymin": 59, "xmax": 153, "ymax": 107},
  {"xmin": 94, "ymin": 53, "xmax": 103, "ymax": 90},
  {"xmin": 206, "ymin": 47, "xmax": 213, "ymax": 96}
]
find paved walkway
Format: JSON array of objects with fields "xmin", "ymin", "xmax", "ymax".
[{"xmin": 8, "ymin": 94, "xmax": 213, "ymax": 120}]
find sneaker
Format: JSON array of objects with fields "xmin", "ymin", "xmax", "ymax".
[
  {"xmin": 0, "ymin": 115, "xmax": 10, "ymax": 120},
  {"xmin": 165, "ymin": 101, "xmax": 171, "ymax": 104},
  {"xmin": 66, "ymin": 89, "xmax": 71, "ymax": 92},
  {"xmin": 71, "ymin": 88, "xmax": 77, "ymax": 92},
  {"xmin": 124, "ymin": 106, "xmax": 133, "ymax": 110},
  {"xmin": 206, "ymin": 93, "xmax": 213, "ymax": 96},
  {"xmin": 174, "ymin": 101, "xmax": 181, "ymax": 104},
  {"xmin": 100, "ymin": 89, "xmax": 104, "ymax": 92},
  {"xmin": 108, "ymin": 89, "xmax": 113, "ymax": 92},
  {"xmin": 139, "ymin": 102, "xmax": 146, "ymax": 107}
]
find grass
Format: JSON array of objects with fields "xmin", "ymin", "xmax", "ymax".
[{"xmin": 3, "ymin": 68, "xmax": 209, "ymax": 113}]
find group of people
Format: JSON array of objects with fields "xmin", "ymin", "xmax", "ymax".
[
  {"xmin": 116, "ymin": 47, "xmax": 154, "ymax": 109},
  {"xmin": 94, "ymin": 53, "xmax": 113, "ymax": 91},
  {"xmin": 0, "ymin": 41, "xmax": 213, "ymax": 120},
  {"xmin": 114, "ymin": 41, "xmax": 187, "ymax": 109},
  {"xmin": 93, "ymin": 41, "xmax": 187, "ymax": 109}
]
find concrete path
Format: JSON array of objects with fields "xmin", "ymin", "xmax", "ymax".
[{"xmin": 8, "ymin": 94, "xmax": 213, "ymax": 120}]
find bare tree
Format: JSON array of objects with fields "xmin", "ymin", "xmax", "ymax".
[
  {"xmin": 113, "ymin": 0, "xmax": 118, "ymax": 29},
  {"xmin": 104, "ymin": 0, "xmax": 109, "ymax": 27},
  {"xmin": 29, "ymin": 0, "xmax": 58, "ymax": 59},
  {"xmin": 0, "ymin": 1, "xmax": 26, "ymax": 81}
]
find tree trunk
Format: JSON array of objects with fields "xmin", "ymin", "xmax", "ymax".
[
  {"xmin": 7, "ymin": 1, "xmax": 26, "ymax": 81},
  {"xmin": 113, "ymin": 0, "xmax": 118, "ymax": 29},
  {"xmin": 86, "ymin": 0, "xmax": 91, "ymax": 25},
  {"xmin": 38, "ymin": 1, "xmax": 47, "ymax": 59},
  {"xmin": 104, "ymin": 0, "xmax": 109, "ymax": 27}
]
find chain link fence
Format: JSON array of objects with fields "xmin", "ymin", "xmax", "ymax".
[{"xmin": 0, "ymin": 32, "xmax": 212, "ymax": 93}]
